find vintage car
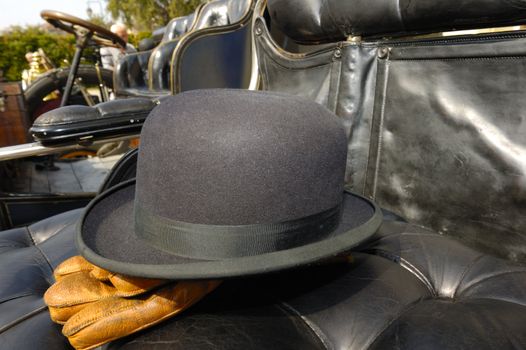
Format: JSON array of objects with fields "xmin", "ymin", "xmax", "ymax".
[{"xmin": 0, "ymin": 0, "xmax": 525, "ymax": 349}]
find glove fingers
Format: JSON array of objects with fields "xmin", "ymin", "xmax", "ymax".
[
  {"xmin": 54, "ymin": 256, "xmax": 95, "ymax": 281},
  {"xmin": 63, "ymin": 280, "xmax": 220, "ymax": 350},
  {"xmin": 45, "ymin": 271, "xmax": 119, "ymax": 309},
  {"xmin": 48, "ymin": 303, "xmax": 88, "ymax": 325},
  {"xmin": 108, "ymin": 274, "xmax": 167, "ymax": 295},
  {"xmin": 89, "ymin": 265, "xmax": 112, "ymax": 281}
]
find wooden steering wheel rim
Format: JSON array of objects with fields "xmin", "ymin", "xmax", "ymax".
[{"xmin": 41, "ymin": 10, "xmax": 126, "ymax": 49}]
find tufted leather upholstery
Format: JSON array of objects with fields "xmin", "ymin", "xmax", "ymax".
[
  {"xmin": 114, "ymin": 0, "xmax": 253, "ymax": 97},
  {"xmin": 162, "ymin": 12, "xmax": 198, "ymax": 42},
  {"xmin": 103, "ymin": 221, "xmax": 526, "ymax": 349},
  {"xmin": 268, "ymin": 0, "xmax": 526, "ymax": 42},
  {"xmin": 1, "ymin": 209, "xmax": 525, "ymax": 349},
  {"xmin": 113, "ymin": 13, "xmax": 196, "ymax": 96},
  {"xmin": 113, "ymin": 12, "xmax": 199, "ymax": 96}
]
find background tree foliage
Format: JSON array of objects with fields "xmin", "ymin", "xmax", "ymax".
[
  {"xmin": 106, "ymin": 0, "xmax": 206, "ymax": 32},
  {"xmin": 0, "ymin": 26, "xmax": 75, "ymax": 81}
]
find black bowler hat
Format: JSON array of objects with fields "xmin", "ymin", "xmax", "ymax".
[{"xmin": 77, "ymin": 89, "xmax": 382, "ymax": 279}]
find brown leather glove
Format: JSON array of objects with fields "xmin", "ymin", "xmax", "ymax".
[{"xmin": 44, "ymin": 256, "xmax": 220, "ymax": 350}]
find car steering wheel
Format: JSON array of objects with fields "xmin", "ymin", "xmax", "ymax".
[{"xmin": 41, "ymin": 10, "xmax": 126, "ymax": 49}]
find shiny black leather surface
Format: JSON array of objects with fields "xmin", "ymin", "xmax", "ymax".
[
  {"xmin": 254, "ymin": 17, "xmax": 338, "ymax": 108},
  {"xmin": 2, "ymin": 211, "xmax": 525, "ymax": 349},
  {"xmin": 33, "ymin": 98, "xmax": 156, "ymax": 126},
  {"xmin": 364, "ymin": 35, "xmax": 526, "ymax": 262},
  {"xmin": 149, "ymin": 40, "xmax": 180, "ymax": 92},
  {"xmin": 192, "ymin": 0, "xmax": 230, "ymax": 29},
  {"xmin": 30, "ymin": 97, "xmax": 158, "ymax": 143},
  {"xmin": 178, "ymin": 25, "xmax": 252, "ymax": 92},
  {"xmin": 191, "ymin": 0, "xmax": 250, "ymax": 30},
  {"xmin": 0, "ymin": 209, "xmax": 79, "ymax": 350},
  {"xmin": 114, "ymin": 50, "xmax": 150, "ymax": 93},
  {"xmin": 171, "ymin": 0, "xmax": 253, "ymax": 93},
  {"xmin": 162, "ymin": 12, "xmax": 196, "ymax": 42},
  {"xmin": 254, "ymin": 17, "xmax": 378, "ymax": 192},
  {"xmin": 114, "ymin": 13, "xmax": 196, "ymax": 96},
  {"xmin": 268, "ymin": 0, "xmax": 526, "ymax": 42},
  {"xmin": 255, "ymin": 15, "xmax": 526, "ymax": 262},
  {"xmin": 107, "ymin": 222, "xmax": 526, "ymax": 349},
  {"xmin": 99, "ymin": 148, "xmax": 138, "ymax": 192},
  {"xmin": 115, "ymin": 0, "xmax": 253, "ymax": 97}
]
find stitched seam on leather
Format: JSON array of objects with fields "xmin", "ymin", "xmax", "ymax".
[
  {"xmin": 453, "ymin": 296, "xmax": 526, "ymax": 309},
  {"xmin": 261, "ymin": 52, "xmax": 271, "ymax": 90},
  {"xmin": 32, "ymin": 242, "xmax": 55, "ymax": 285},
  {"xmin": 392, "ymin": 56, "xmax": 526, "ymax": 62},
  {"xmin": 277, "ymin": 302, "xmax": 333, "ymax": 350},
  {"xmin": 452, "ymin": 253, "xmax": 485, "ymax": 299},
  {"xmin": 24, "ymin": 226, "xmax": 36, "ymax": 246},
  {"xmin": 371, "ymin": 61, "xmax": 389, "ymax": 199},
  {"xmin": 28, "ymin": 219, "xmax": 70, "ymax": 246},
  {"xmin": 263, "ymin": 52, "xmax": 336, "ymax": 70},
  {"xmin": 328, "ymin": 47, "xmax": 342, "ymax": 113},
  {"xmin": 365, "ymin": 248, "xmax": 436, "ymax": 297},
  {"xmin": 387, "ymin": 33, "xmax": 526, "ymax": 47},
  {"xmin": 0, "ymin": 292, "xmax": 37, "ymax": 304},
  {"xmin": 42, "ymin": 111, "xmax": 150, "ymax": 126},
  {"xmin": 257, "ymin": 33, "xmax": 337, "ymax": 70},
  {"xmin": 98, "ymin": 111, "xmax": 151, "ymax": 119},
  {"xmin": 366, "ymin": 299, "xmax": 424, "ymax": 349},
  {"xmin": 48, "ymin": 279, "xmax": 171, "ymax": 307},
  {"xmin": 63, "ymin": 296, "xmax": 183, "ymax": 336},
  {"xmin": 457, "ymin": 270, "xmax": 526, "ymax": 298},
  {"xmin": 0, "ymin": 304, "xmax": 48, "ymax": 333},
  {"xmin": 0, "ymin": 243, "xmax": 27, "ymax": 249}
]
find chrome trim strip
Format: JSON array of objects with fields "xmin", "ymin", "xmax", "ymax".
[{"xmin": 0, "ymin": 134, "xmax": 139, "ymax": 161}]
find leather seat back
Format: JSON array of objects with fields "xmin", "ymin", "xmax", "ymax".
[
  {"xmin": 171, "ymin": 0, "xmax": 254, "ymax": 92},
  {"xmin": 148, "ymin": 11, "xmax": 201, "ymax": 91},
  {"xmin": 162, "ymin": 12, "xmax": 198, "ymax": 42},
  {"xmin": 115, "ymin": 0, "xmax": 254, "ymax": 96},
  {"xmin": 267, "ymin": 0, "xmax": 526, "ymax": 41},
  {"xmin": 255, "ymin": 0, "xmax": 526, "ymax": 262}
]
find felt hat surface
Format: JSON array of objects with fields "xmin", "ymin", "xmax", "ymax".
[{"xmin": 77, "ymin": 89, "xmax": 382, "ymax": 279}]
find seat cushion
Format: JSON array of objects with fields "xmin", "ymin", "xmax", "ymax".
[
  {"xmin": 1, "ymin": 213, "xmax": 525, "ymax": 349},
  {"xmin": 30, "ymin": 98, "xmax": 158, "ymax": 144},
  {"xmin": 106, "ymin": 221, "xmax": 526, "ymax": 349},
  {"xmin": 0, "ymin": 209, "xmax": 80, "ymax": 349}
]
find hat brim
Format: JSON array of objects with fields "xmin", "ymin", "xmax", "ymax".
[{"xmin": 77, "ymin": 179, "xmax": 383, "ymax": 279}]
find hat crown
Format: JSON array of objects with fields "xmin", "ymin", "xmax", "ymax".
[
  {"xmin": 135, "ymin": 90, "xmax": 347, "ymax": 226},
  {"xmin": 79, "ymin": 90, "xmax": 381, "ymax": 277}
]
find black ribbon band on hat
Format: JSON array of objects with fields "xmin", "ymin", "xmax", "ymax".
[{"xmin": 134, "ymin": 203, "xmax": 342, "ymax": 260}]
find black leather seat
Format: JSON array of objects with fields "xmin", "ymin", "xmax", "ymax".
[
  {"xmin": 1, "ymin": 209, "xmax": 525, "ymax": 349},
  {"xmin": 30, "ymin": 97, "xmax": 159, "ymax": 144},
  {"xmin": 0, "ymin": 209, "xmax": 79, "ymax": 349},
  {"xmin": 113, "ymin": 11, "xmax": 199, "ymax": 97},
  {"xmin": 114, "ymin": 0, "xmax": 254, "ymax": 97},
  {"xmin": 107, "ymin": 220, "xmax": 526, "ymax": 349}
]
